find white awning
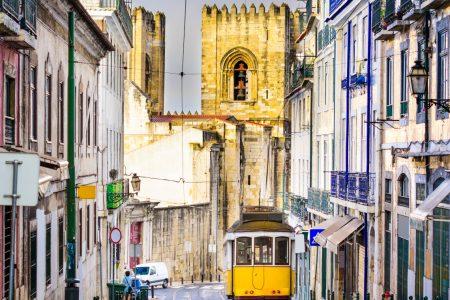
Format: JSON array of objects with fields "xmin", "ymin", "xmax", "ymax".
[
  {"xmin": 315, "ymin": 215, "xmax": 352, "ymax": 247},
  {"xmin": 39, "ymin": 173, "xmax": 53, "ymax": 197},
  {"xmin": 326, "ymin": 218, "xmax": 364, "ymax": 253},
  {"xmin": 410, "ymin": 179, "xmax": 450, "ymax": 222}
]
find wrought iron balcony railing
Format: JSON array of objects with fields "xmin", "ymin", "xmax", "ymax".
[
  {"xmin": 290, "ymin": 194, "xmax": 308, "ymax": 220},
  {"xmin": 307, "ymin": 188, "xmax": 333, "ymax": 215},
  {"xmin": 21, "ymin": 0, "xmax": 36, "ymax": 35},
  {"xmin": 372, "ymin": 0, "xmax": 384, "ymax": 34},
  {"xmin": 290, "ymin": 60, "xmax": 314, "ymax": 91},
  {"xmin": 330, "ymin": 171, "xmax": 376, "ymax": 205},
  {"xmin": 399, "ymin": 0, "xmax": 414, "ymax": 15},
  {"xmin": 384, "ymin": 0, "xmax": 397, "ymax": 26},
  {"xmin": 0, "ymin": 0, "xmax": 20, "ymax": 22},
  {"xmin": 317, "ymin": 25, "xmax": 336, "ymax": 52}
]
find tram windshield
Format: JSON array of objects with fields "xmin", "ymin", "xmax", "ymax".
[
  {"xmin": 275, "ymin": 237, "xmax": 289, "ymax": 265},
  {"xmin": 236, "ymin": 237, "xmax": 252, "ymax": 265},
  {"xmin": 254, "ymin": 237, "xmax": 273, "ymax": 265}
]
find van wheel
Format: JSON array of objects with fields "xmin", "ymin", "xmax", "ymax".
[{"xmin": 162, "ymin": 279, "xmax": 169, "ymax": 289}]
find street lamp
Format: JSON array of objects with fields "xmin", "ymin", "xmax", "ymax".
[
  {"xmin": 408, "ymin": 59, "xmax": 450, "ymax": 112},
  {"xmin": 131, "ymin": 173, "xmax": 141, "ymax": 194},
  {"xmin": 408, "ymin": 60, "xmax": 428, "ymax": 96}
]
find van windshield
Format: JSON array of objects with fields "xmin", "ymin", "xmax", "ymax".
[{"xmin": 135, "ymin": 267, "xmax": 149, "ymax": 275}]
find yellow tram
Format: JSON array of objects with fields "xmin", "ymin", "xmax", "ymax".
[{"xmin": 224, "ymin": 207, "xmax": 295, "ymax": 300}]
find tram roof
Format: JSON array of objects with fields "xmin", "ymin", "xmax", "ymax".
[{"xmin": 227, "ymin": 220, "xmax": 294, "ymax": 233}]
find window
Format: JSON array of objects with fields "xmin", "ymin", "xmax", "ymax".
[
  {"xmin": 46, "ymin": 222, "xmax": 51, "ymax": 285},
  {"xmin": 384, "ymin": 211, "xmax": 391, "ymax": 290},
  {"xmin": 415, "ymin": 229, "xmax": 425, "ymax": 300},
  {"xmin": 351, "ymin": 116, "xmax": 356, "ymax": 170},
  {"xmin": 323, "ymin": 140, "xmax": 328, "ymax": 190},
  {"xmin": 58, "ymin": 217, "xmax": 64, "ymax": 274},
  {"xmin": 3, "ymin": 207, "xmax": 12, "ymax": 297},
  {"xmin": 437, "ymin": 29, "xmax": 448, "ymax": 119},
  {"xmin": 400, "ymin": 50, "xmax": 408, "ymax": 118},
  {"xmin": 58, "ymin": 81, "xmax": 64, "ymax": 144},
  {"xmin": 275, "ymin": 237, "xmax": 289, "ymax": 265},
  {"xmin": 385, "ymin": 178, "xmax": 392, "ymax": 203},
  {"xmin": 30, "ymin": 230, "xmax": 37, "ymax": 298},
  {"xmin": 233, "ymin": 61, "xmax": 248, "ymax": 101},
  {"xmin": 352, "ymin": 24, "xmax": 357, "ymax": 74},
  {"xmin": 361, "ymin": 113, "xmax": 367, "ymax": 171},
  {"xmin": 94, "ymin": 203, "xmax": 97, "ymax": 245},
  {"xmin": 398, "ymin": 174, "xmax": 409, "ymax": 207},
  {"xmin": 432, "ymin": 207, "xmax": 449, "ymax": 299},
  {"xmin": 4, "ymin": 76, "xmax": 15, "ymax": 145},
  {"xmin": 78, "ymin": 92, "xmax": 84, "ymax": 144},
  {"xmin": 87, "ymin": 205, "xmax": 90, "ymax": 251},
  {"xmin": 87, "ymin": 97, "xmax": 91, "ymax": 146},
  {"xmin": 416, "ymin": 182, "xmax": 426, "ymax": 206},
  {"xmin": 45, "ymin": 75, "xmax": 52, "ymax": 142},
  {"xmin": 30, "ymin": 67, "xmax": 37, "ymax": 141},
  {"xmin": 343, "ymin": 32, "xmax": 348, "ymax": 75},
  {"xmin": 362, "ymin": 16, "xmax": 367, "ymax": 59},
  {"xmin": 94, "ymin": 100, "xmax": 98, "ymax": 146},
  {"xmin": 254, "ymin": 237, "xmax": 273, "ymax": 265},
  {"xmin": 145, "ymin": 54, "xmax": 151, "ymax": 93},
  {"xmin": 397, "ymin": 235, "xmax": 409, "ymax": 299},
  {"xmin": 324, "ymin": 63, "xmax": 328, "ymax": 105},
  {"xmin": 78, "ymin": 208, "xmax": 82, "ymax": 257},
  {"xmin": 236, "ymin": 237, "xmax": 252, "ymax": 265},
  {"xmin": 386, "ymin": 57, "xmax": 393, "ymax": 118}
]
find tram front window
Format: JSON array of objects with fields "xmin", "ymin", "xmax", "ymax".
[
  {"xmin": 254, "ymin": 237, "xmax": 273, "ymax": 265},
  {"xmin": 236, "ymin": 237, "xmax": 252, "ymax": 265},
  {"xmin": 275, "ymin": 237, "xmax": 289, "ymax": 265}
]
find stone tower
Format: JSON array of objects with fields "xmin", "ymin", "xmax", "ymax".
[
  {"xmin": 127, "ymin": 7, "xmax": 165, "ymax": 115},
  {"xmin": 201, "ymin": 3, "xmax": 295, "ymax": 123}
]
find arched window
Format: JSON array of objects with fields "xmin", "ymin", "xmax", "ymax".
[
  {"xmin": 398, "ymin": 174, "xmax": 409, "ymax": 207},
  {"xmin": 233, "ymin": 61, "xmax": 248, "ymax": 101},
  {"xmin": 145, "ymin": 54, "xmax": 151, "ymax": 93}
]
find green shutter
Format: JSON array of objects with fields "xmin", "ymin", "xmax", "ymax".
[
  {"xmin": 415, "ymin": 230, "xmax": 424, "ymax": 299},
  {"xmin": 397, "ymin": 237, "xmax": 409, "ymax": 299},
  {"xmin": 432, "ymin": 208, "xmax": 450, "ymax": 299}
]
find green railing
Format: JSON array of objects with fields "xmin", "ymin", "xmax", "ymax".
[
  {"xmin": 399, "ymin": 0, "xmax": 414, "ymax": 15},
  {"xmin": 372, "ymin": 0, "xmax": 383, "ymax": 34},
  {"xmin": 106, "ymin": 181, "xmax": 124, "ymax": 210},
  {"xmin": 22, "ymin": 0, "xmax": 37, "ymax": 35},
  {"xmin": 385, "ymin": 0, "xmax": 397, "ymax": 25},
  {"xmin": 306, "ymin": 0, "xmax": 313, "ymax": 23},
  {"xmin": 290, "ymin": 195, "xmax": 307, "ymax": 220},
  {"xmin": 0, "ymin": 0, "xmax": 19, "ymax": 21},
  {"xmin": 318, "ymin": 25, "xmax": 336, "ymax": 51},
  {"xmin": 307, "ymin": 188, "xmax": 333, "ymax": 215}
]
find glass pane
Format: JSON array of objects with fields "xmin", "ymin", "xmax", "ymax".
[
  {"xmin": 254, "ymin": 237, "xmax": 273, "ymax": 265},
  {"xmin": 275, "ymin": 237, "xmax": 289, "ymax": 265},
  {"xmin": 135, "ymin": 267, "xmax": 149, "ymax": 275},
  {"xmin": 236, "ymin": 237, "xmax": 252, "ymax": 265}
]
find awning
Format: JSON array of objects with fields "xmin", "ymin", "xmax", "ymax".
[
  {"xmin": 326, "ymin": 218, "xmax": 364, "ymax": 253},
  {"xmin": 395, "ymin": 139, "xmax": 450, "ymax": 158},
  {"xmin": 410, "ymin": 179, "xmax": 450, "ymax": 222},
  {"xmin": 315, "ymin": 215, "xmax": 352, "ymax": 247},
  {"xmin": 39, "ymin": 172, "xmax": 53, "ymax": 197}
]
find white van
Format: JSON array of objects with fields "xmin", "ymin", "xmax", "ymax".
[{"xmin": 134, "ymin": 262, "xmax": 169, "ymax": 288}]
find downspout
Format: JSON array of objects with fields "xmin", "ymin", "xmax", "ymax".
[
  {"xmin": 331, "ymin": 32, "xmax": 337, "ymax": 295},
  {"xmin": 364, "ymin": 4, "xmax": 373, "ymax": 300},
  {"xmin": 424, "ymin": 11, "xmax": 430, "ymax": 195},
  {"xmin": 344, "ymin": 20, "xmax": 352, "ymax": 298}
]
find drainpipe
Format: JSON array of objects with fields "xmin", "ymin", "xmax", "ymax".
[
  {"xmin": 331, "ymin": 30, "xmax": 337, "ymax": 295},
  {"xmin": 424, "ymin": 11, "xmax": 430, "ymax": 195},
  {"xmin": 364, "ymin": 4, "xmax": 373, "ymax": 300},
  {"xmin": 343, "ymin": 20, "xmax": 352, "ymax": 298}
]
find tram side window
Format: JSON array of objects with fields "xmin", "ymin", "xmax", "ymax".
[
  {"xmin": 254, "ymin": 237, "xmax": 273, "ymax": 265},
  {"xmin": 236, "ymin": 237, "xmax": 252, "ymax": 265},
  {"xmin": 275, "ymin": 237, "xmax": 289, "ymax": 265}
]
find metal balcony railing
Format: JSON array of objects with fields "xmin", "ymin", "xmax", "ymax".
[
  {"xmin": 398, "ymin": 0, "xmax": 414, "ymax": 15},
  {"xmin": 307, "ymin": 188, "xmax": 333, "ymax": 215},
  {"xmin": 317, "ymin": 25, "xmax": 336, "ymax": 52},
  {"xmin": 290, "ymin": 195, "xmax": 308, "ymax": 220},
  {"xmin": 385, "ymin": 0, "xmax": 397, "ymax": 25},
  {"xmin": 330, "ymin": 171, "xmax": 376, "ymax": 205},
  {"xmin": 0, "ymin": 0, "xmax": 20, "ymax": 22},
  {"xmin": 372, "ymin": 0, "xmax": 383, "ymax": 34},
  {"xmin": 4, "ymin": 117, "xmax": 14, "ymax": 145},
  {"xmin": 290, "ymin": 59, "xmax": 314, "ymax": 91},
  {"xmin": 398, "ymin": 196, "xmax": 410, "ymax": 207},
  {"xmin": 22, "ymin": 0, "xmax": 36, "ymax": 35}
]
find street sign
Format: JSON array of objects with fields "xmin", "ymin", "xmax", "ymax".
[
  {"xmin": 0, "ymin": 153, "xmax": 39, "ymax": 206},
  {"xmin": 295, "ymin": 233, "xmax": 306, "ymax": 253},
  {"xmin": 309, "ymin": 228, "xmax": 325, "ymax": 247},
  {"xmin": 77, "ymin": 185, "xmax": 96, "ymax": 199},
  {"xmin": 110, "ymin": 227, "xmax": 122, "ymax": 244}
]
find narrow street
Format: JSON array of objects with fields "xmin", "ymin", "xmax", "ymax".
[{"xmin": 153, "ymin": 283, "xmax": 226, "ymax": 300}]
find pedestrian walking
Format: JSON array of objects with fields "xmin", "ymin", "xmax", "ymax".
[{"xmin": 122, "ymin": 271, "xmax": 133, "ymax": 300}]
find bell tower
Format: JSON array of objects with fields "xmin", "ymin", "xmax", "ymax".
[{"xmin": 201, "ymin": 3, "xmax": 294, "ymax": 123}]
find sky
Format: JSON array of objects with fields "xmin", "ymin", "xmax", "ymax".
[{"xmin": 133, "ymin": 0, "xmax": 302, "ymax": 113}]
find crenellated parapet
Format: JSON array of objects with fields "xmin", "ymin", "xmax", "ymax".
[{"xmin": 202, "ymin": 3, "xmax": 290, "ymax": 19}]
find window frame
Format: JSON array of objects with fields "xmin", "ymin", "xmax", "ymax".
[
  {"xmin": 436, "ymin": 26, "xmax": 449, "ymax": 120},
  {"xmin": 58, "ymin": 80, "xmax": 64, "ymax": 144},
  {"xmin": 275, "ymin": 236, "xmax": 290, "ymax": 265},
  {"xmin": 58, "ymin": 217, "xmax": 64, "ymax": 275},
  {"xmin": 386, "ymin": 57, "xmax": 393, "ymax": 118},
  {"xmin": 398, "ymin": 174, "xmax": 410, "ymax": 207},
  {"xmin": 45, "ymin": 74, "xmax": 52, "ymax": 143},
  {"xmin": 253, "ymin": 236, "xmax": 274, "ymax": 265},
  {"xmin": 45, "ymin": 222, "xmax": 51, "ymax": 286},
  {"xmin": 30, "ymin": 66, "xmax": 38, "ymax": 141},
  {"xmin": 235, "ymin": 236, "xmax": 252, "ymax": 266},
  {"xmin": 400, "ymin": 49, "xmax": 409, "ymax": 118}
]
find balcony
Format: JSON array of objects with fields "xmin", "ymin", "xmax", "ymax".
[
  {"xmin": 1, "ymin": 0, "xmax": 36, "ymax": 49},
  {"xmin": 289, "ymin": 59, "xmax": 314, "ymax": 91},
  {"xmin": 330, "ymin": 171, "xmax": 376, "ymax": 206},
  {"xmin": 317, "ymin": 26, "xmax": 335, "ymax": 52},
  {"xmin": 399, "ymin": 0, "xmax": 422, "ymax": 21},
  {"xmin": 307, "ymin": 188, "xmax": 333, "ymax": 216},
  {"xmin": 420, "ymin": 0, "xmax": 449, "ymax": 10},
  {"xmin": 372, "ymin": 0, "xmax": 395, "ymax": 41},
  {"xmin": 106, "ymin": 180, "xmax": 125, "ymax": 210},
  {"xmin": 84, "ymin": 0, "xmax": 133, "ymax": 43},
  {"xmin": 290, "ymin": 195, "xmax": 308, "ymax": 221}
]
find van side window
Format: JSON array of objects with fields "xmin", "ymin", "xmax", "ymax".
[{"xmin": 150, "ymin": 266, "xmax": 156, "ymax": 275}]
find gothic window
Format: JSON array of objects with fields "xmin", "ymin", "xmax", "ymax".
[
  {"xmin": 233, "ymin": 61, "xmax": 248, "ymax": 101},
  {"xmin": 145, "ymin": 54, "xmax": 151, "ymax": 93},
  {"xmin": 398, "ymin": 173, "xmax": 409, "ymax": 207}
]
